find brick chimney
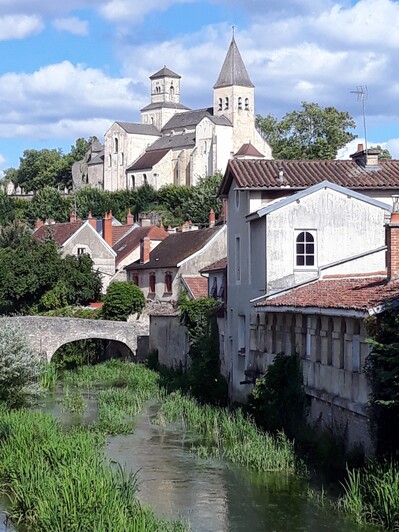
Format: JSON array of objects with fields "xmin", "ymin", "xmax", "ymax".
[
  {"xmin": 350, "ymin": 143, "xmax": 379, "ymax": 167},
  {"xmin": 103, "ymin": 211, "xmax": 113, "ymax": 246},
  {"xmin": 87, "ymin": 211, "xmax": 96, "ymax": 230},
  {"xmin": 127, "ymin": 208, "xmax": 134, "ymax": 226},
  {"xmin": 386, "ymin": 195, "xmax": 399, "ymax": 281},
  {"xmin": 35, "ymin": 219, "xmax": 43, "ymax": 229},
  {"xmin": 140, "ymin": 236, "xmax": 151, "ymax": 263},
  {"xmin": 209, "ymin": 208, "xmax": 215, "ymax": 228}
]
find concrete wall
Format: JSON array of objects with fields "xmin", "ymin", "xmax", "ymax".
[{"xmin": 149, "ymin": 314, "xmax": 189, "ymax": 368}]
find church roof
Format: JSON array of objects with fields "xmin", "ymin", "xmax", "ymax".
[
  {"xmin": 150, "ymin": 66, "xmax": 181, "ymax": 80},
  {"xmin": 162, "ymin": 108, "xmax": 231, "ymax": 131},
  {"xmin": 147, "ymin": 133, "xmax": 196, "ymax": 151},
  {"xmin": 219, "ymin": 158, "xmax": 399, "ymax": 196},
  {"xmin": 127, "ymin": 149, "xmax": 170, "ymax": 171},
  {"xmin": 140, "ymin": 101, "xmax": 191, "ymax": 112},
  {"xmin": 213, "ymin": 37, "xmax": 254, "ymax": 89},
  {"xmin": 87, "ymin": 150, "xmax": 104, "ymax": 166},
  {"xmin": 115, "ymin": 122, "xmax": 161, "ymax": 136}
]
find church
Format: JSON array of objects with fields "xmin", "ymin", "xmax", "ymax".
[{"xmin": 72, "ymin": 37, "xmax": 272, "ymax": 192}]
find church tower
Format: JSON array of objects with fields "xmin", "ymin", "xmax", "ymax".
[
  {"xmin": 141, "ymin": 66, "xmax": 190, "ymax": 130},
  {"xmin": 213, "ymin": 36, "xmax": 256, "ymax": 153}
]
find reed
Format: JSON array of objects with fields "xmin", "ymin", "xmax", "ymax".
[
  {"xmin": 40, "ymin": 363, "xmax": 58, "ymax": 391},
  {"xmin": 339, "ymin": 460, "xmax": 399, "ymax": 529},
  {"xmin": 61, "ymin": 385, "xmax": 86, "ymax": 414},
  {"xmin": 155, "ymin": 392, "xmax": 296, "ymax": 473},
  {"xmin": 0, "ymin": 408, "xmax": 187, "ymax": 531}
]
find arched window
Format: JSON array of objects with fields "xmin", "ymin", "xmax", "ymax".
[
  {"xmin": 170, "ymin": 84, "xmax": 174, "ymax": 96},
  {"xmin": 245, "ymin": 98, "xmax": 249, "ymax": 110},
  {"xmin": 238, "ymin": 97, "xmax": 242, "ymax": 110},
  {"xmin": 120, "ymin": 152, "xmax": 124, "ymax": 166},
  {"xmin": 164, "ymin": 271, "xmax": 173, "ymax": 294},
  {"xmin": 143, "ymin": 174, "xmax": 147, "ymax": 185},
  {"xmin": 204, "ymin": 141, "xmax": 207, "ymax": 154},
  {"xmin": 149, "ymin": 272, "xmax": 156, "ymax": 294},
  {"xmin": 225, "ymin": 97, "xmax": 229, "ymax": 110},
  {"xmin": 296, "ymin": 232, "xmax": 315, "ymax": 267},
  {"xmin": 108, "ymin": 154, "xmax": 112, "ymax": 167},
  {"xmin": 155, "ymin": 85, "xmax": 160, "ymax": 94},
  {"xmin": 131, "ymin": 175, "xmax": 135, "ymax": 189},
  {"xmin": 218, "ymin": 98, "xmax": 222, "ymax": 111},
  {"xmin": 114, "ymin": 138, "xmax": 118, "ymax": 153}
]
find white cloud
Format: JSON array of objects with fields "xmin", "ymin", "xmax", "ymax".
[
  {"xmin": 0, "ymin": 14, "xmax": 43, "ymax": 40},
  {"xmin": 52, "ymin": 17, "xmax": 89, "ymax": 36},
  {"xmin": 0, "ymin": 154, "xmax": 5, "ymax": 165}
]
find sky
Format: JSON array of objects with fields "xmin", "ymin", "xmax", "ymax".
[{"xmin": 1, "ymin": 0, "xmax": 399, "ymax": 178}]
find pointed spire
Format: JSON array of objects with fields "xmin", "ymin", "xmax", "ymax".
[{"xmin": 213, "ymin": 36, "xmax": 254, "ymax": 89}]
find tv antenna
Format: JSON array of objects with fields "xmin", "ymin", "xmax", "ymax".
[{"xmin": 351, "ymin": 85, "xmax": 368, "ymax": 156}]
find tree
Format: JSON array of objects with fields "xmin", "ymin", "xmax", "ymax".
[
  {"xmin": 374, "ymin": 145, "xmax": 392, "ymax": 161},
  {"xmin": 183, "ymin": 174, "xmax": 223, "ymax": 224},
  {"xmin": 102, "ymin": 282, "xmax": 145, "ymax": 321},
  {"xmin": 28, "ymin": 186, "xmax": 72, "ymax": 222},
  {"xmin": 0, "ymin": 221, "xmax": 31, "ymax": 249},
  {"xmin": 256, "ymin": 101, "xmax": 357, "ymax": 159},
  {"xmin": 0, "ymin": 323, "xmax": 42, "ymax": 407}
]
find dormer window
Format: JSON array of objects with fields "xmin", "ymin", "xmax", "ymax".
[
  {"xmin": 218, "ymin": 98, "xmax": 222, "ymax": 111},
  {"xmin": 238, "ymin": 97, "xmax": 242, "ymax": 110},
  {"xmin": 245, "ymin": 98, "xmax": 249, "ymax": 110},
  {"xmin": 225, "ymin": 97, "xmax": 229, "ymax": 110}
]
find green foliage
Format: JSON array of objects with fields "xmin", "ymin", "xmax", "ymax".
[
  {"xmin": 374, "ymin": 144, "xmax": 392, "ymax": 160},
  {"xmin": 183, "ymin": 174, "xmax": 223, "ymax": 224},
  {"xmin": 12, "ymin": 148, "xmax": 72, "ymax": 191},
  {"xmin": 256, "ymin": 101, "xmax": 356, "ymax": 159},
  {"xmin": 40, "ymin": 281, "xmax": 69, "ymax": 310},
  {"xmin": 0, "ymin": 191, "xmax": 15, "ymax": 226},
  {"xmin": 365, "ymin": 307, "xmax": 399, "ymax": 456},
  {"xmin": 248, "ymin": 352, "xmax": 306, "ymax": 438},
  {"xmin": 0, "ymin": 323, "xmax": 42, "ymax": 407},
  {"xmin": 28, "ymin": 186, "xmax": 72, "ymax": 222},
  {"xmin": 102, "ymin": 281, "xmax": 145, "ymax": 321},
  {"xmin": 0, "ymin": 221, "xmax": 31, "ymax": 248}
]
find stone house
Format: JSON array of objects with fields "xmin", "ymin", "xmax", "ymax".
[
  {"xmin": 125, "ymin": 224, "xmax": 227, "ymax": 307},
  {"xmin": 73, "ymin": 37, "xmax": 272, "ymax": 192},
  {"xmin": 218, "ymin": 148, "xmax": 399, "ymax": 403}
]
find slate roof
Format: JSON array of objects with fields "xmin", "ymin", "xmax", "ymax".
[
  {"xmin": 125, "ymin": 226, "xmax": 224, "ymax": 270},
  {"xmin": 150, "ymin": 66, "xmax": 181, "ymax": 79},
  {"xmin": 141, "ymin": 102, "xmax": 191, "ymax": 112},
  {"xmin": 113, "ymin": 225, "xmax": 169, "ymax": 265},
  {"xmin": 200, "ymin": 257, "xmax": 227, "ymax": 273},
  {"xmin": 115, "ymin": 122, "xmax": 161, "ymax": 136},
  {"xmin": 127, "ymin": 149, "xmax": 170, "ymax": 171},
  {"xmin": 256, "ymin": 275, "xmax": 399, "ymax": 314},
  {"xmin": 147, "ymin": 133, "xmax": 196, "ymax": 151},
  {"xmin": 162, "ymin": 108, "xmax": 232, "ymax": 131},
  {"xmin": 219, "ymin": 158, "xmax": 399, "ymax": 196},
  {"xmin": 181, "ymin": 276, "xmax": 208, "ymax": 299},
  {"xmin": 213, "ymin": 37, "xmax": 254, "ymax": 89},
  {"xmin": 33, "ymin": 222, "xmax": 83, "ymax": 246},
  {"xmin": 88, "ymin": 150, "xmax": 104, "ymax": 166}
]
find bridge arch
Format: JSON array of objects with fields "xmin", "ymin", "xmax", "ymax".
[{"xmin": 0, "ymin": 316, "xmax": 149, "ymax": 362}]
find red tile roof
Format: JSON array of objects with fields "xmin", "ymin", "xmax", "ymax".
[
  {"xmin": 112, "ymin": 225, "xmax": 134, "ymax": 246},
  {"xmin": 113, "ymin": 225, "xmax": 169, "ymax": 265},
  {"xmin": 234, "ymin": 143, "xmax": 264, "ymax": 158},
  {"xmin": 182, "ymin": 276, "xmax": 208, "ymax": 299},
  {"xmin": 257, "ymin": 275, "xmax": 399, "ymax": 313},
  {"xmin": 219, "ymin": 158, "xmax": 399, "ymax": 196},
  {"xmin": 200, "ymin": 257, "xmax": 227, "ymax": 273},
  {"xmin": 33, "ymin": 222, "xmax": 83, "ymax": 246}
]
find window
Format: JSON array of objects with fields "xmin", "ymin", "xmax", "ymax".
[
  {"xmin": 132, "ymin": 274, "xmax": 139, "ymax": 286},
  {"xmin": 120, "ymin": 152, "xmax": 124, "ymax": 166},
  {"xmin": 238, "ymin": 314, "xmax": 246, "ymax": 355},
  {"xmin": 131, "ymin": 175, "xmax": 135, "ymax": 189},
  {"xmin": 245, "ymin": 98, "xmax": 249, "ymax": 110},
  {"xmin": 210, "ymin": 277, "xmax": 218, "ymax": 298},
  {"xmin": 204, "ymin": 141, "xmax": 207, "ymax": 154},
  {"xmin": 164, "ymin": 272, "xmax": 173, "ymax": 294},
  {"xmin": 170, "ymin": 84, "xmax": 174, "ymax": 96},
  {"xmin": 218, "ymin": 276, "xmax": 225, "ymax": 301},
  {"xmin": 155, "ymin": 85, "xmax": 160, "ymax": 94},
  {"xmin": 352, "ymin": 321, "xmax": 361, "ymax": 372},
  {"xmin": 149, "ymin": 272, "xmax": 156, "ymax": 294},
  {"xmin": 225, "ymin": 97, "xmax": 229, "ymax": 110},
  {"xmin": 218, "ymin": 98, "xmax": 222, "ymax": 111},
  {"xmin": 143, "ymin": 174, "xmax": 148, "ymax": 185},
  {"xmin": 235, "ymin": 236, "xmax": 241, "ymax": 282},
  {"xmin": 238, "ymin": 97, "xmax": 242, "ymax": 110},
  {"xmin": 77, "ymin": 247, "xmax": 86, "ymax": 255},
  {"xmin": 296, "ymin": 231, "xmax": 315, "ymax": 267},
  {"xmin": 305, "ymin": 316, "xmax": 312, "ymax": 360},
  {"xmin": 114, "ymin": 137, "xmax": 118, "ymax": 153},
  {"xmin": 235, "ymin": 189, "xmax": 240, "ymax": 209},
  {"xmin": 108, "ymin": 154, "xmax": 112, "ymax": 167}
]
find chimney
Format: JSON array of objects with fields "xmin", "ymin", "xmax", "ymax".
[
  {"xmin": 126, "ymin": 208, "xmax": 134, "ymax": 226},
  {"xmin": 87, "ymin": 211, "xmax": 96, "ymax": 230},
  {"xmin": 386, "ymin": 195, "xmax": 399, "ymax": 281},
  {"xmin": 140, "ymin": 236, "xmax": 151, "ymax": 263},
  {"xmin": 103, "ymin": 211, "xmax": 113, "ymax": 246},
  {"xmin": 70, "ymin": 210, "xmax": 76, "ymax": 223},
  {"xmin": 182, "ymin": 221, "xmax": 190, "ymax": 232},
  {"xmin": 209, "ymin": 208, "xmax": 215, "ymax": 228},
  {"xmin": 350, "ymin": 143, "xmax": 379, "ymax": 168},
  {"xmin": 35, "ymin": 219, "xmax": 43, "ymax": 229}
]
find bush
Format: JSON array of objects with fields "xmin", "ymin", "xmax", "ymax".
[
  {"xmin": 0, "ymin": 323, "xmax": 42, "ymax": 407},
  {"xmin": 102, "ymin": 282, "xmax": 145, "ymax": 321}
]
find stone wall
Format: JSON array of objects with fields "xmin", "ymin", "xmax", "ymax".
[{"xmin": 149, "ymin": 313, "xmax": 189, "ymax": 369}]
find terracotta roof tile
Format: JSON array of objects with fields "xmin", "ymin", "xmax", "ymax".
[
  {"xmin": 33, "ymin": 222, "xmax": 83, "ymax": 246},
  {"xmin": 219, "ymin": 158, "xmax": 399, "ymax": 196},
  {"xmin": 182, "ymin": 276, "xmax": 208, "ymax": 299},
  {"xmin": 113, "ymin": 226, "xmax": 169, "ymax": 265},
  {"xmin": 200, "ymin": 257, "xmax": 227, "ymax": 273},
  {"xmin": 112, "ymin": 226, "xmax": 133, "ymax": 246},
  {"xmin": 257, "ymin": 276, "xmax": 399, "ymax": 313}
]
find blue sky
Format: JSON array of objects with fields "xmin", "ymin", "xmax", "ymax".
[{"xmin": 1, "ymin": 0, "xmax": 399, "ymax": 177}]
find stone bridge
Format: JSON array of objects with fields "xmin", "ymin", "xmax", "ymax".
[{"xmin": 0, "ymin": 316, "xmax": 149, "ymax": 361}]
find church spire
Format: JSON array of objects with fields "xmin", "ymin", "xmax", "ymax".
[{"xmin": 213, "ymin": 36, "xmax": 254, "ymax": 89}]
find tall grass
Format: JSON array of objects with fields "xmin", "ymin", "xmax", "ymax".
[
  {"xmin": 40, "ymin": 363, "xmax": 58, "ymax": 391},
  {"xmin": 0, "ymin": 408, "xmax": 187, "ymax": 531},
  {"xmin": 156, "ymin": 392, "xmax": 296, "ymax": 473},
  {"xmin": 339, "ymin": 460, "xmax": 399, "ymax": 529},
  {"xmin": 61, "ymin": 385, "xmax": 86, "ymax": 414}
]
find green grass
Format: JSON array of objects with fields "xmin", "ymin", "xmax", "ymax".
[
  {"xmin": 155, "ymin": 392, "xmax": 296, "ymax": 473},
  {"xmin": 339, "ymin": 460, "xmax": 399, "ymax": 529},
  {"xmin": 39, "ymin": 363, "xmax": 58, "ymax": 391},
  {"xmin": 0, "ymin": 408, "xmax": 188, "ymax": 531},
  {"xmin": 61, "ymin": 385, "xmax": 86, "ymax": 414}
]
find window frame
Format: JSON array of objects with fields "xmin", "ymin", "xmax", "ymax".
[
  {"xmin": 294, "ymin": 230, "xmax": 317, "ymax": 270},
  {"xmin": 149, "ymin": 272, "xmax": 156, "ymax": 295},
  {"xmin": 164, "ymin": 271, "xmax": 173, "ymax": 294}
]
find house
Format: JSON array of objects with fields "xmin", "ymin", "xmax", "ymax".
[
  {"xmin": 73, "ymin": 36, "xmax": 272, "ymax": 192},
  {"xmin": 125, "ymin": 224, "xmax": 227, "ymax": 308},
  {"xmin": 218, "ymin": 147, "xmax": 399, "ymax": 403},
  {"xmin": 33, "ymin": 215, "xmax": 116, "ymax": 291},
  {"xmin": 249, "ymin": 206, "xmax": 399, "ymax": 452}
]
